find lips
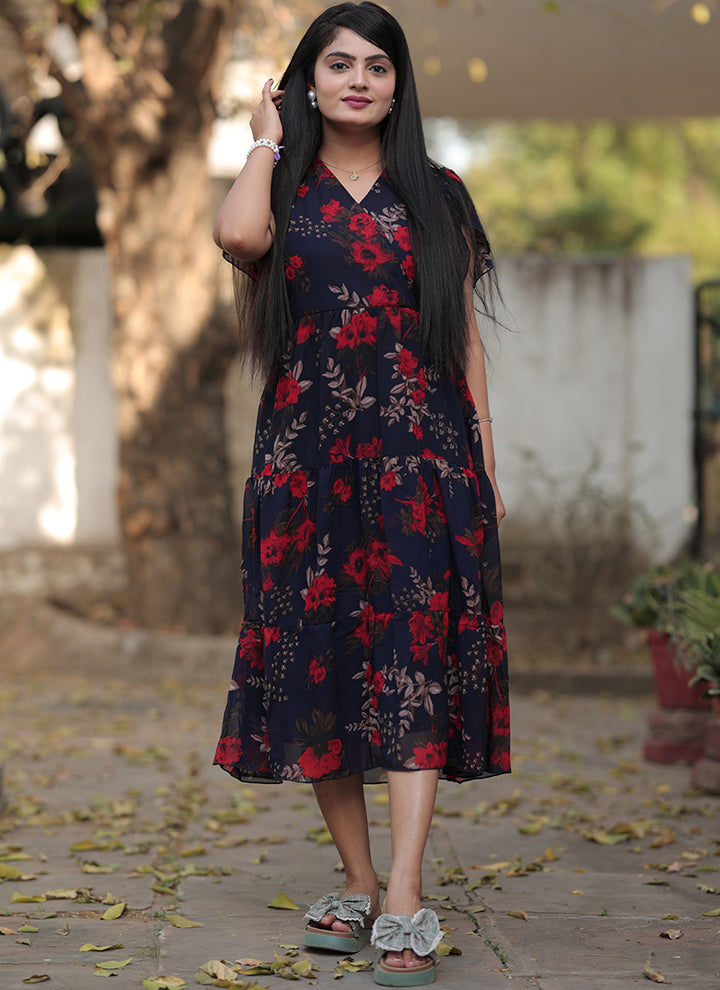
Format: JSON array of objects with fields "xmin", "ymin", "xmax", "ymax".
[{"xmin": 342, "ymin": 97, "xmax": 371, "ymax": 107}]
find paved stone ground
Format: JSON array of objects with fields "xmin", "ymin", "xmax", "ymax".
[{"xmin": 1, "ymin": 602, "xmax": 719, "ymax": 990}]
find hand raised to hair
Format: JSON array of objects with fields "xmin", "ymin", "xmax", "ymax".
[{"xmin": 250, "ymin": 78, "xmax": 284, "ymax": 145}]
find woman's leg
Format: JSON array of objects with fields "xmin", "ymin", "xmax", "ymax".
[
  {"xmin": 383, "ymin": 768, "xmax": 440, "ymax": 969},
  {"xmin": 312, "ymin": 773, "xmax": 379, "ymax": 931}
]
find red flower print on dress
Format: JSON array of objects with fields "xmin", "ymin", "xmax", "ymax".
[
  {"xmin": 274, "ymin": 375, "xmax": 301, "ymax": 409},
  {"xmin": 285, "ymin": 254, "xmax": 303, "ymax": 280},
  {"xmin": 366, "ymin": 285, "xmax": 400, "ymax": 307},
  {"xmin": 380, "ymin": 470, "xmax": 397, "ymax": 491},
  {"xmin": 412, "ymin": 389, "xmax": 425, "ymax": 405},
  {"xmin": 367, "ymin": 538, "xmax": 401, "ymax": 580},
  {"xmin": 401, "ymin": 254, "xmax": 416, "ymax": 282},
  {"xmin": 393, "ymin": 226, "xmax": 412, "ymax": 252},
  {"xmin": 296, "ymin": 316, "xmax": 315, "ymax": 343},
  {"xmin": 336, "ymin": 311, "xmax": 378, "ymax": 350},
  {"xmin": 357, "ymin": 437, "xmax": 382, "ymax": 458},
  {"xmin": 263, "ymin": 625, "xmax": 280, "ymax": 647},
  {"xmin": 214, "ymin": 736, "xmax": 242, "ymax": 765},
  {"xmin": 333, "ymin": 477, "xmax": 352, "ymax": 502},
  {"xmin": 459, "ymin": 613, "xmax": 480, "ymax": 633},
  {"xmin": 412, "ymin": 423, "xmax": 424, "ymax": 440},
  {"xmin": 260, "ymin": 529, "xmax": 290, "ymax": 567},
  {"xmin": 491, "ymin": 703, "xmax": 511, "ymax": 737},
  {"xmin": 296, "ymin": 184, "xmax": 309, "ymax": 197},
  {"xmin": 294, "ymin": 516, "xmax": 316, "ymax": 554},
  {"xmin": 308, "ymin": 658, "xmax": 327, "ymax": 684},
  {"xmin": 289, "ymin": 472, "xmax": 308, "ymax": 498},
  {"xmin": 304, "ymin": 573, "xmax": 337, "ymax": 614},
  {"xmin": 429, "ymin": 590, "xmax": 449, "ymax": 612},
  {"xmin": 412, "ymin": 740, "xmax": 447, "ymax": 768},
  {"xmin": 343, "ymin": 547, "xmax": 367, "ymax": 586},
  {"xmin": 298, "ymin": 738, "xmax": 342, "ymax": 778},
  {"xmin": 409, "ymin": 611, "xmax": 435, "ymax": 646},
  {"xmin": 321, "ymin": 199, "xmax": 344, "ymax": 222},
  {"xmin": 348, "ymin": 213, "xmax": 379, "ymax": 240},
  {"xmin": 397, "ymin": 347, "xmax": 418, "ymax": 378},
  {"xmin": 350, "ymin": 239, "xmax": 394, "ymax": 273},
  {"xmin": 238, "ymin": 626, "xmax": 262, "ymax": 660},
  {"xmin": 329, "ymin": 435, "xmax": 351, "ymax": 463}
]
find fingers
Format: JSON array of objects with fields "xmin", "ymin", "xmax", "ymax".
[{"xmin": 261, "ymin": 77, "xmax": 274, "ymax": 102}]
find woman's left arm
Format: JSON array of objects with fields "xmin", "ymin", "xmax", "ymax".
[{"xmin": 464, "ymin": 278, "xmax": 506, "ymax": 523}]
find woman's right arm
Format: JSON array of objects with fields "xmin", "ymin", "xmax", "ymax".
[{"xmin": 212, "ymin": 79, "xmax": 283, "ymax": 262}]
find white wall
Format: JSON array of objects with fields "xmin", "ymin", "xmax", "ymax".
[
  {"xmin": 0, "ymin": 246, "xmax": 117, "ymax": 547},
  {"xmin": 487, "ymin": 255, "xmax": 694, "ymax": 559},
  {"xmin": 0, "ymin": 247, "xmax": 693, "ymax": 562}
]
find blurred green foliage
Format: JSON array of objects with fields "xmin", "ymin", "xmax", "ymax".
[{"xmin": 463, "ymin": 120, "xmax": 720, "ymax": 281}]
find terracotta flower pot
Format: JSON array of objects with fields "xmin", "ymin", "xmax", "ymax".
[{"xmin": 646, "ymin": 631, "xmax": 711, "ymax": 708}]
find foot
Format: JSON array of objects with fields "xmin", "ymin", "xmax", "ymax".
[
  {"xmin": 316, "ymin": 876, "xmax": 380, "ymax": 934},
  {"xmin": 380, "ymin": 883, "xmax": 429, "ymax": 970}
]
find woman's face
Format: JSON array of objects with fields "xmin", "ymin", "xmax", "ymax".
[{"xmin": 312, "ymin": 27, "xmax": 396, "ymax": 131}]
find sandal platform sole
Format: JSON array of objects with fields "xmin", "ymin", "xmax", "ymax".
[
  {"xmin": 374, "ymin": 958, "xmax": 437, "ymax": 986},
  {"xmin": 304, "ymin": 925, "xmax": 371, "ymax": 954}
]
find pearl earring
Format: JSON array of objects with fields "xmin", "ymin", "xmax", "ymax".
[
  {"xmin": 388, "ymin": 97, "xmax": 396, "ymax": 114},
  {"xmin": 307, "ymin": 89, "xmax": 318, "ymax": 109}
]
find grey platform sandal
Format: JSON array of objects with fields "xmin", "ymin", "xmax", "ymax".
[
  {"xmin": 370, "ymin": 908, "xmax": 442, "ymax": 986},
  {"xmin": 303, "ymin": 892, "xmax": 374, "ymax": 953}
]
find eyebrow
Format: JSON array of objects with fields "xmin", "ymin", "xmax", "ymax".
[{"xmin": 324, "ymin": 50, "xmax": 391, "ymax": 63}]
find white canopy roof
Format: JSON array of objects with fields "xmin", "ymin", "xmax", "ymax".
[{"xmin": 387, "ymin": 0, "xmax": 720, "ymax": 120}]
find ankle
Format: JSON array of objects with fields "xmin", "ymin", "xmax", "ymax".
[
  {"xmin": 383, "ymin": 875, "xmax": 423, "ymax": 915},
  {"xmin": 344, "ymin": 870, "xmax": 378, "ymax": 893}
]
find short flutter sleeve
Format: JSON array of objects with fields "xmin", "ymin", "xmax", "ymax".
[
  {"xmin": 435, "ymin": 167, "xmax": 493, "ymax": 285},
  {"xmin": 222, "ymin": 249, "xmax": 259, "ymax": 281}
]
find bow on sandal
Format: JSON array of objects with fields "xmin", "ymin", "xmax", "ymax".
[
  {"xmin": 304, "ymin": 892, "xmax": 374, "ymax": 953},
  {"xmin": 371, "ymin": 908, "xmax": 442, "ymax": 986}
]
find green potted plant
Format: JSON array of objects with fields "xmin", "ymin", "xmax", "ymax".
[
  {"xmin": 671, "ymin": 571, "xmax": 720, "ymax": 702},
  {"xmin": 669, "ymin": 572, "xmax": 720, "ymax": 792},
  {"xmin": 612, "ymin": 560, "xmax": 710, "ymax": 708}
]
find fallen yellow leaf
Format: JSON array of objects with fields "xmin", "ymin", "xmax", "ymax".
[
  {"xmin": 267, "ymin": 892, "xmax": 300, "ymax": 910},
  {"xmin": 95, "ymin": 958, "xmax": 133, "ymax": 969},
  {"xmin": 506, "ymin": 910, "xmax": 528, "ymax": 921},
  {"xmin": 101, "ymin": 902, "xmax": 126, "ymax": 920},
  {"xmin": 143, "ymin": 979, "xmax": 188, "ymax": 990},
  {"xmin": 166, "ymin": 914, "xmax": 203, "ymax": 928},
  {"xmin": 643, "ymin": 958, "xmax": 669, "ymax": 983},
  {"xmin": 80, "ymin": 944, "xmax": 125, "ymax": 952},
  {"xmin": 650, "ymin": 830, "xmax": 676, "ymax": 849}
]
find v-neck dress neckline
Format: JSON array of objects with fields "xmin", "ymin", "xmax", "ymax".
[{"xmin": 316, "ymin": 158, "xmax": 384, "ymax": 208}]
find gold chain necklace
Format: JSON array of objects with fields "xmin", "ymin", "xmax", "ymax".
[{"xmin": 322, "ymin": 158, "xmax": 382, "ymax": 181}]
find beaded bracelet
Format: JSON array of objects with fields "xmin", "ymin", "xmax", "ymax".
[{"xmin": 246, "ymin": 138, "xmax": 283, "ymax": 165}]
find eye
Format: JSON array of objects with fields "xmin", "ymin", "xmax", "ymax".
[
  {"xmin": 329, "ymin": 60, "xmax": 349, "ymax": 71},
  {"xmin": 369, "ymin": 64, "xmax": 388, "ymax": 74}
]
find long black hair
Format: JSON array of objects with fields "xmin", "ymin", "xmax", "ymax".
[{"xmin": 236, "ymin": 1, "xmax": 495, "ymax": 378}]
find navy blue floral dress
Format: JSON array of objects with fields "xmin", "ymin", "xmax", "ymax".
[{"xmin": 214, "ymin": 159, "xmax": 510, "ymax": 784}]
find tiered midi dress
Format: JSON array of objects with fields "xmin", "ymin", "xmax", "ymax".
[{"xmin": 214, "ymin": 159, "xmax": 510, "ymax": 784}]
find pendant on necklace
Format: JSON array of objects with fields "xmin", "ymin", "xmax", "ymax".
[{"xmin": 349, "ymin": 171, "xmax": 359, "ymax": 180}]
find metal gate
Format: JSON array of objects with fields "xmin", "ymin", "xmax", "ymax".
[{"xmin": 694, "ymin": 280, "xmax": 720, "ymax": 556}]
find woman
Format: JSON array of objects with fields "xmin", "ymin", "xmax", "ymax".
[{"xmin": 213, "ymin": 3, "xmax": 510, "ymax": 985}]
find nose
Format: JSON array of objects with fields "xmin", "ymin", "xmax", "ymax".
[{"xmin": 349, "ymin": 65, "xmax": 368, "ymax": 89}]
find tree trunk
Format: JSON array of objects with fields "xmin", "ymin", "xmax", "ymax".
[
  {"xmin": 109, "ymin": 142, "xmax": 242, "ymax": 633},
  {"xmin": 2, "ymin": 0, "xmax": 244, "ymax": 631},
  {"xmin": 96, "ymin": 5, "xmax": 242, "ymax": 632}
]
